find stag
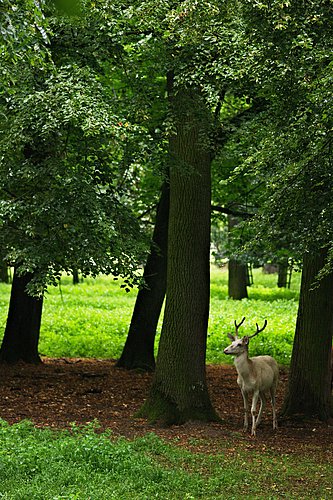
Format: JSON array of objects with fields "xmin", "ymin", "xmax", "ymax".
[{"xmin": 224, "ymin": 317, "xmax": 279, "ymax": 436}]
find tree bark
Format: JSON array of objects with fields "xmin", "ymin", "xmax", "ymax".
[
  {"xmin": 0, "ymin": 269, "xmax": 43, "ymax": 364},
  {"xmin": 228, "ymin": 259, "xmax": 249, "ymax": 299},
  {"xmin": 72, "ymin": 269, "xmax": 80, "ymax": 285},
  {"xmin": 0, "ymin": 263, "xmax": 9, "ymax": 283},
  {"xmin": 116, "ymin": 180, "xmax": 169, "ymax": 371},
  {"xmin": 277, "ymin": 260, "xmax": 288, "ymax": 288},
  {"xmin": 282, "ymin": 248, "xmax": 333, "ymax": 420},
  {"xmin": 228, "ymin": 215, "xmax": 248, "ymax": 299},
  {"xmin": 137, "ymin": 78, "xmax": 218, "ymax": 424}
]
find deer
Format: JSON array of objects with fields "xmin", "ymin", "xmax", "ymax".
[{"xmin": 224, "ymin": 317, "xmax": 279, "ymax": 436}]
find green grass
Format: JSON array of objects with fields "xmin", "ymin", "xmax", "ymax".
[
  {"xmin": 0, "ymin": 420, "xmax": 331, "ymax": 500},
  {"xmin": 0, "ymin": 267, "xmax": 300, "ymax": 365},
  {"xmin": 1, "ymin": 272, "xmax": 331, "ymax": 500},
  {"xmin": 209, "ymin": 267, "xmax": 300, "ymax": 365}
]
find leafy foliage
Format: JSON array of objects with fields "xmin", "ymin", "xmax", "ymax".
[
  {"xmin": 219, "ymin": 1, "xmax": 333, "ymax": 268},
  {"xmin": 0, "ymin": 0, "xmax": 162, "ymax": 294},
  {"xmin": 1, "ymin": 0, "xmax": 331, "ymax": 297},
  {"xmin": 0, "ymin": 63, "xmax": 149, "ymax": 293},
  {"xmin": 0, "ymin": 0, "xmax": 50, "ymax": 94}
]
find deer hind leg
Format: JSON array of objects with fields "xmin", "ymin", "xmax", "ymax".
[
  {"xmin": 251, "ymin": 390, "xmax": 260, "ymax": 436},
  {"xmin": 270, "ymin": 386, "xmax": 278, "ymax": 430},
  {"xmin": 256, "ymin": 392, "xmax": 266, "ymax": 428},
  {"xmin": 241, "ymin": 389, "xmax": 249, "ymax": 432}
]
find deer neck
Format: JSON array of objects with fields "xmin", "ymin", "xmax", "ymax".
[{"xmin": 234, "ymin": 350, "xmax": 253, "ymax": 377}]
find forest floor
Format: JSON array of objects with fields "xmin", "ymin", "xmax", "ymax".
[{"xmin": 0, "ymin": 358, "xmax": 332, "ymax": 460}]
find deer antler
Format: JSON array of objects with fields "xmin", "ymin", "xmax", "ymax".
[
  {"xmin": 234, "ymin": 317, "xmax": 246, "ymax": 338},
  {"xmin": 248, "ymin": 319, "xmax": 267, "ymax": 339}
]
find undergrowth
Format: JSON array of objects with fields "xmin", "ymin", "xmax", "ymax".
[{"xmin": 0, "ymin": 267, "xmax": 300, "ymax": 365}]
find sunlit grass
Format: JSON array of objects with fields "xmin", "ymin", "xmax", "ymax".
[{"xmin": 0, "ymin": 266, "xmax": 301, "ymax": 365}]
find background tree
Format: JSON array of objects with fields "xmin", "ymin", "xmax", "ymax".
[
  {"xmin": 227, "ymin": 215, "xmax": 248, "ymax": 299},
  {"xmin": 225, "ymin": 0, "xmax": 333, "ymax": 419},
  {"xmin": 116, "ymin": 179, "xmax": 169, "ymax": 371},
  {"xmin": 0, "ymin": 271, "xmax": 43, "ymax": 363},
  {"xmin": 0, "ymin": 1, "xmax": 151, "ymax": 362},
  {"xmin": 0, "ymin": 264, "xmax": 9, "ymax": 284}
]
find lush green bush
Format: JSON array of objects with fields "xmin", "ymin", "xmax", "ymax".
[
  {"xmin": 0, "ymin": 267, "xmax": 300, "ymax": 365},
  {"xmin": 0, "ymin": 419, "xmax": 331, "ymax": 499}
]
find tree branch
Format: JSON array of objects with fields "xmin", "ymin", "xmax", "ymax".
[{"xmin": 211, "ymin": 205, "xmax": 254, "ymax": 219}]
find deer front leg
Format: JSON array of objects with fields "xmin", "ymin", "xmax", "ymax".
[
  {"xmin": 240, "ymin": 388, "xmax": 249, "ymax": 431},
  {"xmin": 251, "ymin": 390, "xmax": 260, "ymax": 436}
]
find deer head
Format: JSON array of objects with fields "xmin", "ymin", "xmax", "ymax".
[{"xmin": 224, "ymin": 318, "xmax": 267, "ymax": 356}]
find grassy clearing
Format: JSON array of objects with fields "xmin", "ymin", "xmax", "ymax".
[
  {"xmin": 0, "ymin": 267, "xmax": 300, "ymax": 365},
  {"xmin": 1, "ymin": 272, "xmax": 331, "ymax": 500},
  {"xmin": 0, "ymin": 420, "xmax": 331, "ymax": 500}
]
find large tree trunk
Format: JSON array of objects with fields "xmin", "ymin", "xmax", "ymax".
[
  {"xmin": 0, "ymin": 269, "xmax": 43, "ymax": 364},
  {"xmin": 137, "ymin": 78, "xmax": 218, "ymax": 425},
  {"xmin": 116, "ymin": 180, "xmax": 169, "ymax": 371},
  {"xmin": 228, "ymin": 215, "xmax": 248, "ymax": 299},
  {"xmin": 282, "ymin": 248, "xmax": 333, "ymax": 420}
]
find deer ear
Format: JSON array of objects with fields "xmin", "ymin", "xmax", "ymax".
[
  {"xmin": 242, "ymin": 336, "xmax": 249, "ymax": 345},
  {"xmin": 227, "ymin": 332, "xmax": 236, "ymax": 341}
]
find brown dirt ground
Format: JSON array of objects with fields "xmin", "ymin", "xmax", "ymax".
[{"xmin": 0, "ymin": 358, "xmax": 332, "ymax": 459}]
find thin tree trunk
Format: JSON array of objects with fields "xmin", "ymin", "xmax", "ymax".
[
  {"xmin": 228, "ymin": 259, "xmax": 248, "ymax": 299},
  {"xmin": 0, "ymin": 263, "xmax": 9, "ymax": 283},
  {"xmin": 137, "ymin": 77, "xmax": 218, "ymax": 424},
  {"xmin": 282, "ymin": 248, "xmax": 333, "ymax": 420},
  {"xmin": 72, "ymin": 269, "xmax": 80, "ymax": 285},
  {"xmin": 277, "ymin": 260, "xmax": 288, "ymax": 288},
  {"xmin": 0, "ymin": 269, "xmax": 43, "ymax": 364},
  {"xmin": 116, "ymin": 180, "xmax": 169, "ymax": 371},
  {"xmin": 228, "ymin": 215, "xmax": 248, "ymax": 299}
]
